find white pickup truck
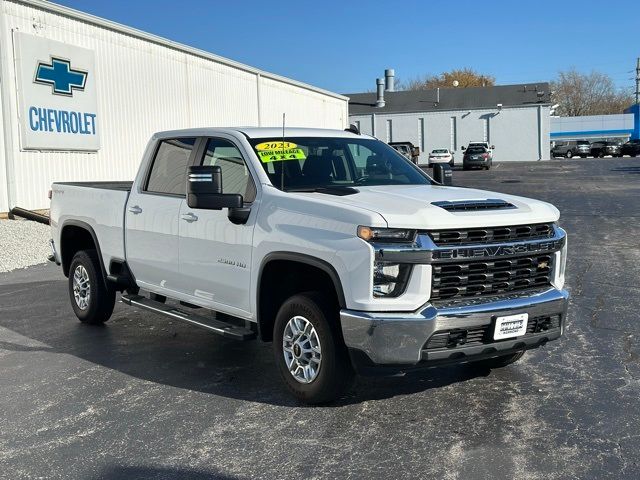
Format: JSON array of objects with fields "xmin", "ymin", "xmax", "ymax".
[{"xmin": 49, "ymin": 127, "xmax": 568, "ymax": 404}]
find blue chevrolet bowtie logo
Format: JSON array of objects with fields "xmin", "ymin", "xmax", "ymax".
[{"xmin": 34, "ymin": 57, "xmax": 87, "ymax": 96}]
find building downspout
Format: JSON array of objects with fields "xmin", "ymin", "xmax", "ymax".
[
  {"xmin": 537, "ymin": 105, "xmax": 543, "ymax": 160},
  {"xmin": 0, "ymin": 6, "xmax": 17, "ymax": 210},
  {"xmin": 256, "ymin": 72, "xmax": 262, "ymax": 127}
]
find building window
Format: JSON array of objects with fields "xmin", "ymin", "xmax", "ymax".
[
  {"xmin": 386, "ymin": 119, "xmax": 393, "ymax": 143},
  {"xmin": 418, "ymin": 118, "xmax": 425, "ymax": 152},
  {"xmin": 450, "ymin": 117, "xmax": 457, "ymax": 151}
]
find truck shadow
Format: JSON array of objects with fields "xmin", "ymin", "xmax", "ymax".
[{"xmin": 0, "ymin": 279, "xmax": 492, "ymax": 407}]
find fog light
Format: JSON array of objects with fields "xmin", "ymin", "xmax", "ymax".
[{"xmin": 373, "ymin": 262, "xmax": 411, "ymax": 297}]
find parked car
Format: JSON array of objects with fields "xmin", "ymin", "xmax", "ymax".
[
  {"xmin": 621, "ymin": 139, "xmax": 640, "ymax": 157},
  {"xmin": 428, "ymin": 148, "xmax": 454, "ymax": 168},
  {"xmin": 49, "ymin": 127, "xmax": 568, "ymax": 404},
  {"xmin": 551, "ymin": 140, "xmax": 590, "ymax": 158},
  {"xmin": 590, "ymin": 141, "xmax": 621, "ymax": 158},
  {"xmin": 463, "ymin": 145, "xmax": 492, "ymax": 170},
  {"xmin": 465, "ymin": 141, "xmax": 495, "ymax": 159},
  {"xmin": 389, "ymin": 141, "xmax": 420, "ymax": 164}
]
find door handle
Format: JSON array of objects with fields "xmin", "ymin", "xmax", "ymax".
[
  {"xmin": 128, "ymin": 205, "xmax": 142, "ymax": 214},
  {"xmin": 180, "ymin": 212, "xmax": 198, "ymax": 223}
]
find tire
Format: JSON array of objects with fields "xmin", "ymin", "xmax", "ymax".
[
  {"xmin": 565, "ymin": 150, "xmax": 573, "ymax": 158},
  {"xmin": 598, "ymin": 151, "xmax": 605, "ymax": 158},
  {"xmin": 273, "ymin": 291, "xmax": 354, "ymax": 404},
  {"xmin": 68, "ymin": 249, "xmax": 115, "ymax": 324},
  {"xmin": 473, "ymin": 350, "xmax": 525, "ymax": 369},
  {"xmin": 449, "ymin": 160, "xmax": 454, "ymax": 167}
]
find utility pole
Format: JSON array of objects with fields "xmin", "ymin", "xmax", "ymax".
[{"xmin": 636, "ymin": 57, "xmax": 640, "ymax": 105}]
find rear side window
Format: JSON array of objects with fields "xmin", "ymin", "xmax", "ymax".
[{"xmin": 146, "ymin": 138, "xmax": 197, "ymax": 195}]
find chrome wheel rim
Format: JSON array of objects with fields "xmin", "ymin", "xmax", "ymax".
[
  {"xmin": 282, "ymin": 316, "xmax": 322, "ymax": 384},
  {"xmin": 73, "ymin": 265, "xmax": 90, "ymax": 310}
]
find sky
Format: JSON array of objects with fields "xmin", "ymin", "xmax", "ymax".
[{"xmin": 55, "ymin": 0, "xmax": 639, "ymax": 95}]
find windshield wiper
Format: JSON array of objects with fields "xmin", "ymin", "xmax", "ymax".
[{"xmin": 286, "ymin": 186, "xmax": 359, "ymax": 196}]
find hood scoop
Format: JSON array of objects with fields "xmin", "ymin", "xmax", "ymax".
[{"xmin": 432, "ymin": 199, "xmax": 516, "ymax": 212}]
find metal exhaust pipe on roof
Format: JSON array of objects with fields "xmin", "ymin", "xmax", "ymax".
[
  {"xmin": 376, "ymin": 78, "xmax": 385, "ymax": 107},
  {"xmin": 384, "ymin": 68, "xmax": 395, "ymax": 92}
]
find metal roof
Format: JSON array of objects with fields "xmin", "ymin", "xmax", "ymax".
[
  {"xmin": 16, "ymin": 0, "xmax": 348, "ymax": 101},
  {"xmin": 346, "ymin": 83, "xmax": 551, "ymax": 115}
]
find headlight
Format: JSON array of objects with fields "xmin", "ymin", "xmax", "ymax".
[
  {"xmin": 357, "ymin": 226, "xmax": 415, "ymax": 243},
  {"xmin": 373, "ymin": 261, "xmax": 412, "ymax": 297}
]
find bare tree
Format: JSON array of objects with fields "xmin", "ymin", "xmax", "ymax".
[
  {"xmin": 551, "ymin": 69, "xmax": 633, "ymax": 116},
  {"xmin": 401, "ymin": 68, "xmax": 496, "ymax": 90}
]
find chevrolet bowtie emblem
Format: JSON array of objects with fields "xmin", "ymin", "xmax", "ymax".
[{"xmin": 538, "ymin": 261, "xmax": 549, "ymax": 269}]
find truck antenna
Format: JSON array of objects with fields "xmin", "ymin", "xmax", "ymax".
[{"xmin": 281, "ymin": 113, "xmax": 286, "ymax": 191}]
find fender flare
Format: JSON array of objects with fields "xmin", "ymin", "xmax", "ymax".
[
  {"xmin": 60, "ymin": 220, "xmax": 109, "ymax": 289},
  {"xmin": 256, "ymin": 252, "xmax": 347, "ymax": 339}
]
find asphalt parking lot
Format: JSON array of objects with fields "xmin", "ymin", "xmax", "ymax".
[{"xmin": 1, "ymin": 158, "xmax": 639, "ymax": 479}]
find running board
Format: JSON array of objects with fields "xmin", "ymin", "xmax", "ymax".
[{"xmin": 120, "ymin": 294, "xmax": 256, "ymax": 341}]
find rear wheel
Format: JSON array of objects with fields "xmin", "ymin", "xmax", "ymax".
[
  {"xmin": 68, "ymin": 249, "xmax": 115, "ymax": 324},
  {"xmin": 473, "ymin": 351, "xmax": 525, "ymax": 369},
  {"xmin": 565, "ymin": 150, "xmax": 573, "ymax": 158},
  {"xmin": 273, "ymin": 291, "xmax": 353, "ymax": 404}
]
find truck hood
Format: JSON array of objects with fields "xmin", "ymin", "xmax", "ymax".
[{"xmin": 295, "ymin": 184, "xmax": 559, "ymax": 229}]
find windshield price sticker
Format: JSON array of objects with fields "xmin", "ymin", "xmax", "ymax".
[{"xmin": 255, "ymin": 141, "xmax": 306, "ymax": 163}]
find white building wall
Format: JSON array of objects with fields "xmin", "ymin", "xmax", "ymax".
[
  {"xmin": 350, "ymin": 105, "xmax": 550, "ymax": 165},
  {"xmin": 0, "ymin": 0, "xmax": 348, "ymax": 212}
]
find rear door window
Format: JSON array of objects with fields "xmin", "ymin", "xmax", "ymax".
[{"xmin": 146, "ymin": 137, "xmax": 197, "ymax": 195}]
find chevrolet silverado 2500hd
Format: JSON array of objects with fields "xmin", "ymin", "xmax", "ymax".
[{"xmin": 49, "ymin": 127, "xmax": 568, "ymax": 404}]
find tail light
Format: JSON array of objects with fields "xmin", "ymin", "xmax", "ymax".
[{"xmin": 482, "ymin": 153, "xmax": 489, "ymax": 159}]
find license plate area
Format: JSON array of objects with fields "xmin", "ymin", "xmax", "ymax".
[{"xmin": 493, "ymin": 313, "xmax": 528, "ymax": 340}]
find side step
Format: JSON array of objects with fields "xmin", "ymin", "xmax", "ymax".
[{"xmin": 120, "ymin": 294, "xmax": 256, "ymax": 341}]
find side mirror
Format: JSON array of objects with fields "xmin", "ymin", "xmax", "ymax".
[
  {"xmin": 491, "ymin": 145, "xmax": 495, "ymax": 149},
  {"xmin": 433, "ymin": 163, "xmax": 453, "ymax": 185},
  {"xmin": 187, "ymin": 165, "xmax": 243, "ymax": 210},
  {"xmin": 411, "ymin": 147, "xmax": 420, "ymax": 157},
  {"xmin": 461, "ymin": 146, "xmax": 466, "ymax": 151}
]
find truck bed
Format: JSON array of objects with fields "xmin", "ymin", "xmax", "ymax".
[
  {"xmin": 50, "ymin": 181, "xmax": 132, "ymax": 271},
  {"xmin": 54, "ymin": 181, "xmax": 133, "ymax": 191}
]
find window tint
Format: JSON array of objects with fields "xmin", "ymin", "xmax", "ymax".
[
  {"xmin": 201, "ymin": 138, "xmax": 256, "ymax": 202},
  {"xmin": 146, "ymin": 137, "xmax": 196, "ymax": 195}
]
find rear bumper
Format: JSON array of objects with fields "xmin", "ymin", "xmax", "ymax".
[{"xmin": 340, "ymin": 287, "xmax": 568, "ymax": 373}]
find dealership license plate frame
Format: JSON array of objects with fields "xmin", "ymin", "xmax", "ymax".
[{"xmin": 493, "ymin": 313, "xmax": 528, "ymax": 340}]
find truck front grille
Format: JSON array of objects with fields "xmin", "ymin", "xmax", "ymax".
[
  {"xmin": 428, "ymin": 223, "xmax": 554, "ymax": 246},
  {"xmin": 430, "ymin": 254, "xmax": 554, "ymax": 301},
  {"xmin": 423, "ymin": 314, "xmax": 562, "ymax": 350}
]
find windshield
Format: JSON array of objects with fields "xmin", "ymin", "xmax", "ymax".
[{"xmin": 248, "ymin": 136, "xmax": 432, "ymax": 191}]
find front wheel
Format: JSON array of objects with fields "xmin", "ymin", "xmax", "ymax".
[
  {"xmin": 565, "ymin": 150, "xmax": 573, "ymax": 158},
  {"xmin": 273, "ymin": 292, "xmax": 354, "ymax": 404},
  {"xmin": 68, "ymin": 249, "xmax": 115, "ymax": 324}
]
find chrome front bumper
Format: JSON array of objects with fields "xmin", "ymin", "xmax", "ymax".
[{"xmin": 340, "ymin": 287, "xmax": 568, "ymax": 368}]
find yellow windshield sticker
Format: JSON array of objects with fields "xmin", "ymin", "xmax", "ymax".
[
  {"xmin": 256, "ymin": 141, "xmax": 297, "ymax": 151},
  {"xmin": 255, "ymin": 141, "xmax": 306, "ymax": 163}
]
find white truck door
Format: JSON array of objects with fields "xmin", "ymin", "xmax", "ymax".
[
  {"xmin": 125, "ymin": 137, "xmax": 197, "ymax": 293},
  {"xmin": 178, "ymin": 137, "xmax": 257, "ymax": 316}
]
